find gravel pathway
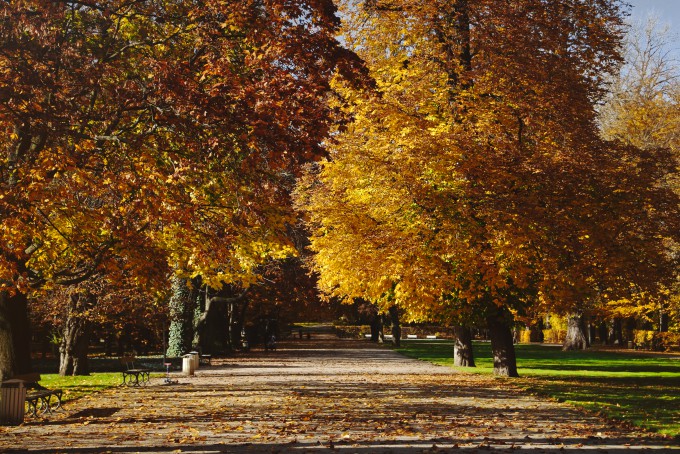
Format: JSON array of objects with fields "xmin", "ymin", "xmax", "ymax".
[{"xmin": 1, "ymin": 336, "xmax": 678, "ymax": 453}]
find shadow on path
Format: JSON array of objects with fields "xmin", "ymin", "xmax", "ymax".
[{"xmin": 1, "ymin": 336, "xmax": 677, "ymax": 453}]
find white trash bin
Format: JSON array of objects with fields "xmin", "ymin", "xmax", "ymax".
[
  {"xmin": 182, "ymin": 355, "xmax": 195, "ymax": 376},
  {"xmin": 1, "ymin": 379, "xmax": 26, "ymax": 425}
]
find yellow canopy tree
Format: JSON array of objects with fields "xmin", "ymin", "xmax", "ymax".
[{"xmin": 296, "ymin": 0, "xmax": 680, "ymax": 376}]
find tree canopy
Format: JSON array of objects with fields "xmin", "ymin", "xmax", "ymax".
[
  {"xmin": 295, "ymin": 0, "xmax": 680, "ymax": 374},
  {"xmin": 0, "ymin": 0, "xmax": 366, "ymax": 377}
]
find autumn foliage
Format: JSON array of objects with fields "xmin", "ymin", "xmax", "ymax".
[
  {"xmin": 295, "ymin": 0, "xmax": 680, "ymax": 374},
  {"xmin": 0, "ymin": 0, "xmax": 365, "ymax": 376},
  {"xmin": 0, "ymin": 1, "xmax": 678, "ymax": 378}
]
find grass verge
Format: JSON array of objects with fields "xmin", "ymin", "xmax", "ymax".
[{"xmin": 396, "ymin": 340, "xmax": 680, "ymax": 437}]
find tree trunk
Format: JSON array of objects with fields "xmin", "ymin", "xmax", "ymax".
[
  {"xmin": 453, "ymin": 325, "xmax": 475, "ymax": 367},
  {"xmin": 192, "ymin": 288, "xmax": 249, "ymax": 353},
  {"xmin": 228, "ymin": 296, "xmax": 249, "ymax": 350},
  {"xmin": 486, "ymin": 308, "xmax": 519, "ymax": 377},
  {"xmin": 59, "ymin": 292, "xmax": 93, "ymax": 376},
  {"xmin": 0, "ymin": 292, "xmax": 16, "ymax": 380},
  {"xmin": 659, "ymin": 311, "xmax": 669, "ymax": 333},
  {"xmin": 588, "ymin": 322, "xmax": 596, "ymax": 346},
  {"xmin": 624, "ymin": 317, "xmax": 636, "ymax": 343},
  {"xmin": 0, "ymin": 289, "xmax": 32, "ymax": 379},
  {"xmin": 598, "ymin": 321, "xmax": 608, "ymax": 345},
  {"xmin": 369, "ymin": 308, "xmax": 382, "ymax": 342},
  {"xmin": 193, "ymin": 286, "xmax": 209, "ymax": 352},
  {"xmin": 563, "ymin": 313, "xmax": 589, "ymax": 351},
  {"xmin": 610, "ymin": 318, "xmax": 623, "ymax": 345},
  {"xmin": 166, "ymin": 276, "xmax": 197, "ymax": 357},
  {"xmin": 388, "ymin": 305, "xmax": 401, "ymax": 347},
  {"xmin": 529, "ymin": 319, "xmax": 544, "ymax": 343}
]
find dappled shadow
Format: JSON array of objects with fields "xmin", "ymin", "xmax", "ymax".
[
  {"xmin": 68, "ymin": 407, "xmax": 121, "ymax": 419},
  {"xmin": 2, "ymin": 438, "xmax": 678, "ymax": 453},
  {"xmin": 521, "ymin": 362, "xmax": 680, "ymax": 373},
  {"xmin": 5, "ymin": 336, "xmax": 677, "ymax": 453}
]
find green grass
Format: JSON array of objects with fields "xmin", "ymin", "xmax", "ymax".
[
  {"xmin": 29, "ymin": 355, "xmax": 172, "ymax": 404},
  {"xmin": 396, "ymin": 340, "xmax": 680, "ymax": 437},
  {"xmin": 37, "ymin": 373, "xmax": 126, "ymax": 403}
]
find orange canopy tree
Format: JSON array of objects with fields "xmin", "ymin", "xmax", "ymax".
[
  {"xmin": 0, "ymin": 0, "xmax": 365, "ymax": 377},
  {"xmin": 296, "ymin": 0, "xmax": 680, "ymax": 376}
]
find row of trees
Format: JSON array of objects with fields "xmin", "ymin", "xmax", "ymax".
[
  {"xmin": 0, "ymin": 0, "xmax": 366, "ymax": 378},
  {"xmin": 295, "ymin": 1, "xmax": 680, "ymax": 375},
  {"xmin": 1, "ymin": 1, "xmax": 677, "ymax": 378}
]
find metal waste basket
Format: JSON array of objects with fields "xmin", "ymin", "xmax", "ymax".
[
  {"xmin": 189, "ymin": 351, "xmax": 200, "ymax": 371},
  {"xmin": 182, "ymin": 354, "xmax": 195, "ymax": 376},
  {"xmin": 1, "ymin": 380, "xmax": 26, "ymax": 425}
]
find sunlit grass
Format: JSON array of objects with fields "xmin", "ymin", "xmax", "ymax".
[
  {"xmin": 396, "ymin": 340, "xmax": 680, "ymax": 436},
  {"xmin": 36, "ymin": 372, "xmax": 162, "ymax": 403},
  {"xmin": 36, "ymin": 373, "xmax": 123, "ymax": 403}
]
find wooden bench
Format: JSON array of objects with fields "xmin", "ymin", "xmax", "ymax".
[
  {"xmin": 120, "ymin": 356, "xmax": 151, "ymax": 386},
  {"xmin": 14, "ymin": 373, "xmax": 63, "ymax": 417}
]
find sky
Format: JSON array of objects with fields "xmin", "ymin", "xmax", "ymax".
[
  {"xmin": 626, "ymin": 0, "xmax": 680, "ymax": 58},
  {"xmin": 626, "ymin": 0, "xmax": 680, "ymax": 33}
]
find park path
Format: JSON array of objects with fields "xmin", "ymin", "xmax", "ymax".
[{"xmin": 1, "ymin": 335, "xmax": 678, "ymax": 453}]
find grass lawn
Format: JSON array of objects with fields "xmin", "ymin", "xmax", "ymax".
[
  {"xmin": 29, "ymin": 355, "xmax": 171, "ymax": 404},
  {"xmin": 396, "ymin": 340, "xmax": 680, "ymax": 437},
  {"xmin": 37, "ymin": 373, "xmax": 126, "ymax": 403}
]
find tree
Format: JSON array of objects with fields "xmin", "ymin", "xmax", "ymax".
[
  {"xmin": 0, "ymin": 0, "xmax": 366, "ymax": 377},
  {"xmin": 600, "ymin": 16, "xmax": 679, "ymax": 151},
  {"xmin": 599, "ymin": 16, "xmax": 680, "ymax": 335},
  {"xmin": 296, "ymin": 0, "xmax": 680, "ymax": 376},
  {"xmin": 30, "ymin": 245, "xmax": 169, "ymax": 375}
]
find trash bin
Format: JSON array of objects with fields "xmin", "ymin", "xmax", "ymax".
[
  {"xmin": 182, "ymin": 355, "xmax": 195, "ymax": 376},
  {"xmin": 1, "ymin": 380, "xmax": 27, "ymax": 425},
  {"xmin": 189, "ymin": 351, "xmax": 200, "ymax": 371}
]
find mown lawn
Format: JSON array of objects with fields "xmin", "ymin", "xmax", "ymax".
[
  {"xmin": 396, "ymin": 340, "xmax": 680, "ymax": 437},
  {"xmin": 32, "ymin": 356, "xmax": 167, "ymax": 404},
  {"xmin": 37, "ymin": 373, "xmax": 126, "ymax": 403}
]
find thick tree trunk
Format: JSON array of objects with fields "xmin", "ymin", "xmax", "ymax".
[
  {"xmin": 453, "ymin": 325, "xmax": 475, "ymax": 367},
  {"xmin": 388, "ymin": 305, "xmax": 401, "ymax": 347},
  {"xmin": 0, "ymin": 292, "xmax": 16, "ymax": 380},
  {"xmin": 166, "ymin": 276, "xmax": 197, "ymax": 357},
  {"xmin": 193, "ymin": 288, "xmax": 248, "ymax": 353},
  {"xmin": 563, "ymin": 314, "xmax": 589, "ymax": 351},
  {"xmin": 59, "ymin": 292, "xmax": 93, "ymax": 376},
  {"xmin": 0, "ymin": 290, "xmax": 32, "ymax": 379},
  {"xmin": 486, "ymin": 308, "xmax": 519, "ymax": 377}
]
